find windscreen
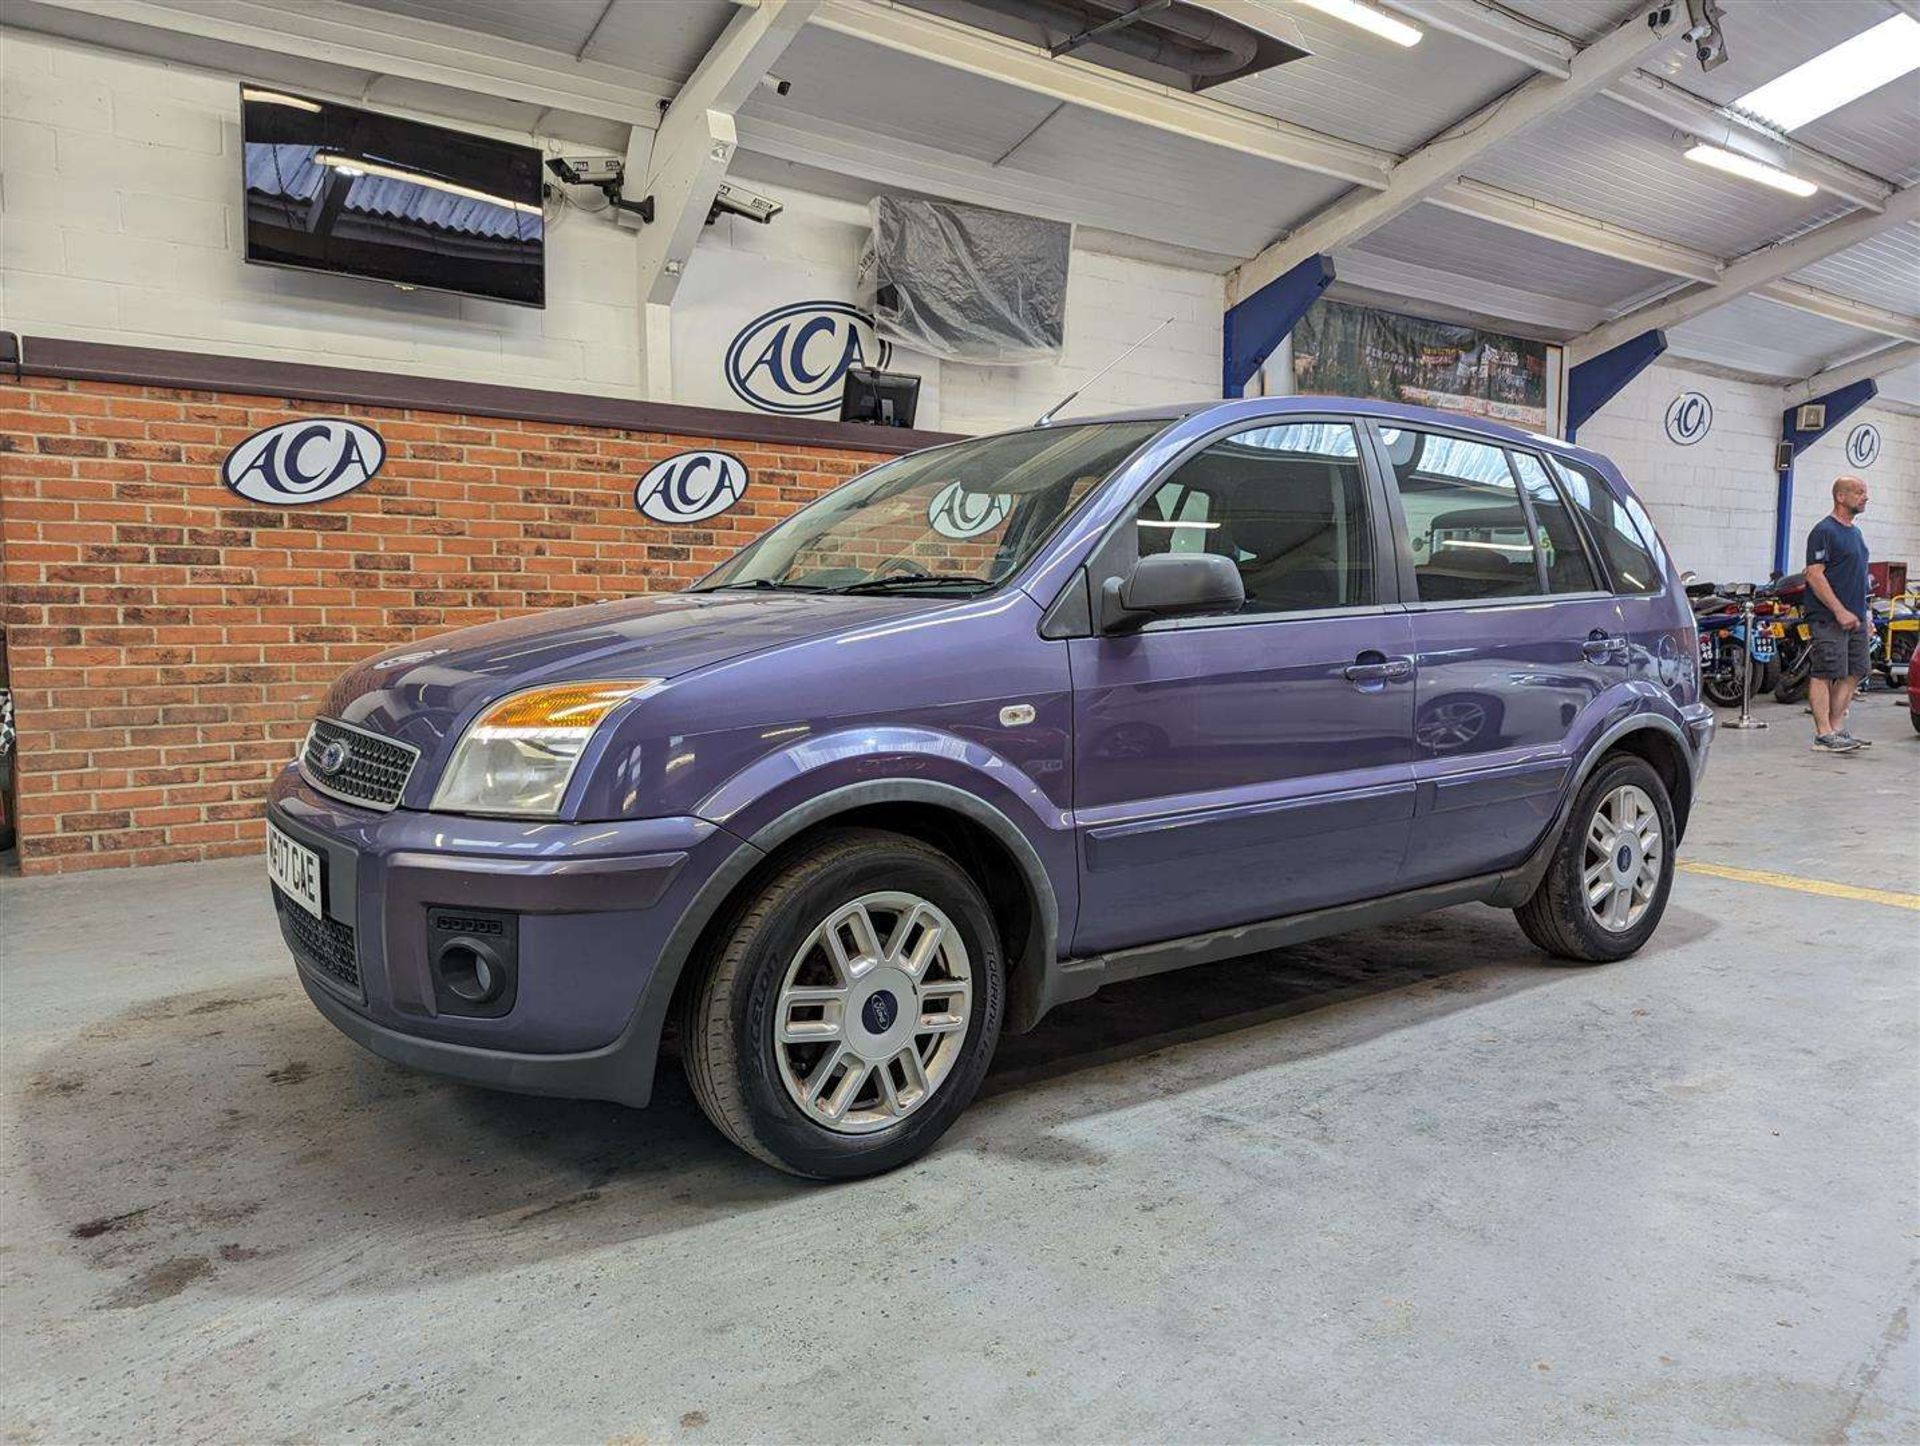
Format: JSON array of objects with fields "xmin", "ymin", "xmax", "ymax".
[{"xmin": 697, "ymin": 421, "xmax": 1169, "ymax": 596}]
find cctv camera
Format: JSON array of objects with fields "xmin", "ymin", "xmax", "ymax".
[
  {"xmin": 709, "ymin": 181, "xmax": 782, "ymax": 225},
  {"xmin": 545, "ymin": 155, "xmax": 624, "ymax": 186}
]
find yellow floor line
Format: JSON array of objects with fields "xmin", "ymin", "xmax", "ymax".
[{"xmin": 1677, "ymin": 859, "xmax": 1920, "ymax": 912}]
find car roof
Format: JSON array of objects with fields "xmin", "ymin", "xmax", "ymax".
[{"xmin": 1047, "ymin": 395, "xmax": 1595, "ymax": 467}]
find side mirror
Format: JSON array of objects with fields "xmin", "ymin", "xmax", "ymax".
[{"xmin": 1100, "ymin": 552, "xmax": 1245, "ymax": 632}]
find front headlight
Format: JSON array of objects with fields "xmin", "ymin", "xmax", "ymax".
[{"xmin": 431, "ymin": 680, "xmax": 659, "ymax": 818}]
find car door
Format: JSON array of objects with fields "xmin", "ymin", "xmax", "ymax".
[
  {"xmin": 1368, "ymin": 423, "xmax": 1626, "ymax": 887},
  {"xmin": 1068, "ymin": 416, "xmax": 1418, "ymax": 957}
]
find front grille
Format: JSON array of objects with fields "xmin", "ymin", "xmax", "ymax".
[
  {"xmin": 273, "ymin": 889, "xmax": 360, "ymax": 991},
  {"xmin": 302, "ymin": 717, "xmax": 419, "ymax": 811}
]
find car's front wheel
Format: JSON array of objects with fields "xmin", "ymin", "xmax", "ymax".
[
  {"xmin": 1514, "ymin": 754, "xmax": 1676, "ymax": 963},
  {"xmin": 682, "ymin": 828, "xmax": 1004, "ymax": 1178}
]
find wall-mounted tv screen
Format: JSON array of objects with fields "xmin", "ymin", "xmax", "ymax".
[{"xmin": 240, "ymin": 86, "xmax": 545, "ymax": 308}]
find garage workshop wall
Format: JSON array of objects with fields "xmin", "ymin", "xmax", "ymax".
[
  {"xmin": 1576, "ymin": 362, "xmax": 1917, "ymax": 584},
  {"xmin": 0, "ymin": 26, "xmax": 1221, "ymax": 874},
  {"xmin": 0, "ymin": 373, "xmax": 934, "ymax": 872},
  {"xmin": 0, "ymin": 29, "xmax": 1223, "ymax": 432}
]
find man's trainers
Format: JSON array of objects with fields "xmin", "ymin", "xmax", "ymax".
[
  {"xmin": 1837, "ymin": 729, "xmax": 1873, "ymax": 747},
  {"xmin": 1813, "ymin": 732, "xmax": 1862, "ymax": 753}
]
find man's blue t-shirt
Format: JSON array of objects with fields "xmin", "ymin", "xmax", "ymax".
[{"xmin": 1805, "ymin": 515, "xmax": 1869, "ymax": 619}]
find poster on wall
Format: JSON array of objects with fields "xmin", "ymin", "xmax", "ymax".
[
  {"xmin": 1291, "ymin": 299, "xmax": 1558, "ymax": 433},
  {"xmin": 671, "ymin": 239, "xmax": 942, "ymax": 425}
]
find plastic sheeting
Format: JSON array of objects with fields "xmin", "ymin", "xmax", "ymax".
[{"xmin": 859, "ymin": 197, "xmax": 1069, "ymax": 366}]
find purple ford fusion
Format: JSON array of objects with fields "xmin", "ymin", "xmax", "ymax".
[{"xmin": 268, "ymin": 398, "xmax": 1714, "ymax": 1177}]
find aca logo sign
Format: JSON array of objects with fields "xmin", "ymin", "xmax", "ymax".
[
  {"xmin": 222, "ymin": 418, "xmax": 384, "ymax": 504},
  {"xmin": 1663, "ymin": 391, "xmax": 1713, "ymax": 447},
  {"xmin": 724, "ymin": 301, "xmax": 892, "ymax": 415},
  {"xmin": 927, "ymin": 481, "xmax": 1011, "ymax": 540},
  {"xmin": 635, "ymin": 450, "xmax": 748, "ymax": 524},
  {"xmin": 1844, "ymin": 423, "xmax": 1880, "ymax": 469}
]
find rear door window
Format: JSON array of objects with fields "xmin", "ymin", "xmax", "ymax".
[
  {"xmin": 1379, "ymin": 427, "xmax": 1542, "ymax": 602},
  {"xmin": 1509, "ymin": 451, "xmax": 1599, "ymax": 594},
  {"xmin": 1545, "ymin": 455, "xmax": 1663, "ymax": 594}
]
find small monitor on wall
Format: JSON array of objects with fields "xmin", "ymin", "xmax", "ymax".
[
  {"xmin": 239, "ymin": 86, "xmax": 545, "ymax": 308},
  {"xmin": 840, "ymin": 367, "xmax": 921, "ymax": 428}
]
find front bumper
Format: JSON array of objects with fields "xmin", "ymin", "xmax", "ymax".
[{"xmin": 268, "ymin": 767, "xmax": 749, "ymax": 1106}]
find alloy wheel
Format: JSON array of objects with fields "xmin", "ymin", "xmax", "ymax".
[
  {"xmin": 1583, "ymin": 783, "xmax": 1663, "ymax": 933},
  {"xmin": 773, "ymin": 891, "xmax": 973, "ymax": 1134}
]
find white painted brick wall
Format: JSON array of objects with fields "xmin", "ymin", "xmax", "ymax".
[
  {"xmin": 937, "ymin": 249, "xmax": 1225, "ymax": 434},
  {"xmin": 1576, "ymin": 362, "xmax": 1917, "ymax": 585},
  {"xmin": 0, "ymin": 29, "xmax": 1224, "ymax": 432}
]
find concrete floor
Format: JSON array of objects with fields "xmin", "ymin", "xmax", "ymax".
[{"xmin": 3, "ymin": 691, "xmax": 1916, "ymax": 1444}]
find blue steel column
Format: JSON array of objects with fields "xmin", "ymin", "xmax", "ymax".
[
  {"xmin": 1222, "ymin": 254, "xmax": 1336, "ymax": 399},
  {"xmin": 1774, "ymin": 377, "xmax": 1877, "ymax": 576},
  {"xmin": 1564, "ymin": 329, "xmax": 1666, "ymax": 443}
]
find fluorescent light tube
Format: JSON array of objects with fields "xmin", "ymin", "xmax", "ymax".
[
  {"xmin": 1734, "ymin": 15, "xmax": 1920, "ymax": 132},
  {"xmin": 1293, "ymin": 0, "xmax": 1422, "ymax": 48},
  {"xmin": 1683, "ymin": 144, "xmax": 1819, "ymax": 198}
]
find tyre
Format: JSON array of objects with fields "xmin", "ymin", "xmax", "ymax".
[
  {"xmin": 1910, "ymin": 709, "xmax": 1919, "ymax": 735},
  {"xmin": 1774, "ymin": 667, "xmax": 1808, "ymax": 705},
  {"xmin": 1515, "ymin": 754, "xmax": 1677, "ymax": 964},
  {"xmin": 682, "ymin": 827, "xmax": 1004, "ymax": 1179}
]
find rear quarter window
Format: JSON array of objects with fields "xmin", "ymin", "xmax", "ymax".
[{"xmin": 1546, "ymin": 454, "xmax": 1665, "ymax": 595}]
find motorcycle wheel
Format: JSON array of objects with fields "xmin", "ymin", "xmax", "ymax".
[
  {"xmin": 1774, "ymin": 670, "xmax": 1808, "ymax": 705},
  {"xmin": 1703, "ymin": 643, "xmax": 1751, "ymax": 708}
]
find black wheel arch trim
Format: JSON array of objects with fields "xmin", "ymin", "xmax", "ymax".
[
  {"xmin": 722, "ymin": 780, "xmax": 1063, "ymax": 1035},
  {"xmin": 1486, "ymin": 712, "xmax": 1695, "ymax": 908}
]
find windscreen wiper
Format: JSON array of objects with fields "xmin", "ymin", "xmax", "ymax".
[
  {"xmin": 689, "ymin": 578, "xmax": 827, "ymax": 593},
  {"xmin": 832, "ymin": 573, "xmax": 993, "ymax": 594}
]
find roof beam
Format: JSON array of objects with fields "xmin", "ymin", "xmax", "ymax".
[
  {"xmin": 1227, "ymin": 2, "xmax": 1684, "ymax": 304},
  {"xmin": 1602, "ymin": 71, "xmax": 1895, "ymax": 212},
  {"xmin": 1375, "ymin": 0, "xmax": 1575, "ymax": 78},
  {"xmin": 1432, "ymin": 178, "xmax": 1721, "ymax": 283},
  {"xmin": 1571, "ymin": 185, "xmax": 1920, "ymax": 362},
  {"xmin": 1782, "ymin": 342, "xmax": 1920, "ymax": 406},
  {"xmin": 7, "ymin": 0, "xmax": 673, "ymax": 127},
  {"xmin": 1430, "ymin": 180, "xmax": 1920, "ymax": 343},
  {"xmin": 810, "ymin": 0, "xmax": 1394, "ymax": 190},
  {"xmin": 1358, "ymin": 0, "xmax": 1899, "ymax": 211},
  {"xmin": 633, "ymin": 0, "xmax": 810, "ymax": 312},
  {"xmin": 1754, "ymin": 283, "xmax": 1920, "ymax": 346}
]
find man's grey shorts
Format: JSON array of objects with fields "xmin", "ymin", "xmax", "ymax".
[{"xmin": 1808, "ymin": 615, "xmax": 1870, "ymax": 679}]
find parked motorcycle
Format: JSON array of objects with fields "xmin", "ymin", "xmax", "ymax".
[
  {"xmin": 1879, "ymin": 589, "xmax": 1916, "ymax": 684},
  {"xmin": 1690, "ymin": 580, "xmax": 1778, "ymax": 709}
]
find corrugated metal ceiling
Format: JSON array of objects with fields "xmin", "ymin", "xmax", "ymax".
[
  {"xmin": 1665, "ymin": 293, "xmax": 1888, "ymax": 378},
  {"xmin": 1465, "ymin": 97, "xmax": 1860, "ymax": 261},
  {"xmin": 1205, "ymin": 15, "xmax": 1529, "ymax": 156},
  {"xmin": 1350, "ymin": 201, "xmax": 1673, "ymax": 309},
  {"xmin": 1788, "ymin": 226, "xmax": 1920, "ymax": 315}
]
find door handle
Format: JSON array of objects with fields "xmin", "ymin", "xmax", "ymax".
[
  {"xmin": 1344, "ymin": 654, "xmax": 1415, "ymax": 683},
  {"xmin": 1581, "ymin": 633, "xmax": 1626, "ymax": 662}
]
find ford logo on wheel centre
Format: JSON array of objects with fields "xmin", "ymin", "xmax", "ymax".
[
  {"xmin": 724, "ymin": 300, "xmax": 892, "ymax": 415},
  {"xmin": 635, "ymin": 450, "xmax": 749, "ymax": 525},
  {"xmin": 222, "ymin": 418, "xmax": 385, "ymax": 505}
]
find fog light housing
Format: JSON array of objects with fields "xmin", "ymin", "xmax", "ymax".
[{"xmin": 427, "ymin": 906, "xmax": 518, "ymax": 1018}]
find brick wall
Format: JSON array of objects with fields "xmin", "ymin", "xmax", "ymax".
[{"xmin": 0, "ymin": 375, "xmax": 899, "ymax": 874}]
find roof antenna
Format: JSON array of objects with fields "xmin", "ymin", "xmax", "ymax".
[{"xmin": 1035, "ymin": 316, "xmax": 1175, "ymax": 426}]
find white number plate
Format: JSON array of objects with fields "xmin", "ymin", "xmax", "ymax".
[{"xmin": 267, "ymin": 821, "xmax": 323, "ymax": 921}]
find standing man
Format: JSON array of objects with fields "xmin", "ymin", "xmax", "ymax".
[{"xmin": 1804, "ymin": 474, "xmax": 1872, "ymax": 753}]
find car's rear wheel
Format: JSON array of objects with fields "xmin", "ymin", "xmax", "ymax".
[
  {"xmin": 682, "ymin": 828, "xmax": 1004, "ymax": 1178},
  {"xmin": 1515, "ymin": 754, "xmax": 1676, "ymax": 963}
]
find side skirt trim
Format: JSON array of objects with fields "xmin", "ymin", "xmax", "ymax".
[{"xmin": 1041, "ymin": 871, "xmax": 1508, "ymax": 1016}]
